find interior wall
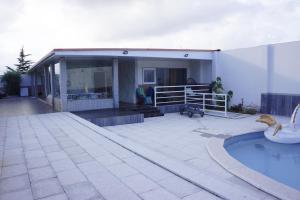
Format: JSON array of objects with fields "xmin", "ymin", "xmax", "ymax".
[{"xmin": 119, "ymin": 60, "xmax": 136, "ymax": 104}]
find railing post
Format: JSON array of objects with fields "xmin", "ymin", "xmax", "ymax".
[
  {"xmin": 203, "ymin": 93, "xmax": 205, "ymax": 112},
  {"xmin": 184, "ymin": 86, "xmax": 187, "ymax": 104},
  {"xmin": 225, "ymin": 94, "xmax": 227, "ymax": 117},
  {"xmin": 154, "ymin": 87, "xmax": 157, "ymax": 107}
]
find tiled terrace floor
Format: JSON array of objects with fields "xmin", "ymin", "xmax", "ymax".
[
  {"xmin": 0, "ymin": 113, "xmax": 220, "ymax": 200},
  {"xmin": 106, "ymin": 113, "xmax": 291, "ymax": 199},
  {"xmin": 0, "ymin": 97, "xmax": 54, "ymax": 117}
]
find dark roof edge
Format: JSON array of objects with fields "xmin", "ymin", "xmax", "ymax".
[{"xmin": 53, "ymin": 48, "xmax": 220, "ymax": 52}]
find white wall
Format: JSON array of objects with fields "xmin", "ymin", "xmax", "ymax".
[
  {"xmin": 216, "ymin": 40, "xmax": 300, "ymax": 108},
  {"xmin": 270, "ymin": 41, "xmax": 300, "ymax": 94},
  {"xmin": 216, "ymin": 45, "xmax": 269, "ymax": 107}
]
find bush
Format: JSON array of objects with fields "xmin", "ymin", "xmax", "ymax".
[
  {"xmin": 230, "ymin": 104, "xmax": 257, "ymax": 115},
  {"xmin": 1, "ymin": 70, "xmax": 21, "ymax": 95}
]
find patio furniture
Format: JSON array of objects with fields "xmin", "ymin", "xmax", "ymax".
[
  {"xmin": 180, "ymin": 103, "xmax": 204, "ymax": 118},
  {"xmin": 136, "ymin": 87, "xmax": 154, "ymax": 105}
]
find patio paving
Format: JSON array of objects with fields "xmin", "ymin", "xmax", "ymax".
[
  {"xmin": 0, "ymin": 97, "xmax": 53, "ymax": 117},
  {"xmin": 105, "ymin": 113, "xmax": 291, "ymax": 199},
  {"xmin": 0, "ymin": 112, "xmax": 220, "ymax": 200}
]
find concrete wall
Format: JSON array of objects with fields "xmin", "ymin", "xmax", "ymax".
[
  {"xmin": 119, "ymin": 60, "xmax": 136, "ymax": 104},
  {"xmin": 216, "ymin": 40, "xmax": 300, "ymax": 109},
  {"xmin": 270, "ymin": 41, "xmax": 300, "ymax": 94},
  {"xmin": 216, "ymin": 45, "xmax": 269, "ymax": 107}
]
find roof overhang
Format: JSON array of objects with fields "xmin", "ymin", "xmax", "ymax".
[{"xmin": 29, "ymin": 48, "xmax": 220, "ymax": 72}]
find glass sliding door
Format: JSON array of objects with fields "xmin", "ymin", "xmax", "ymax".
[{"xmin": 156, "ymin": 68, "xmax": 187, "ymax": 86}]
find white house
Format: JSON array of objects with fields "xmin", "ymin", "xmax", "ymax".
[
  {"xmin": 29, "ymin": 48, "xmax": 217, "ymax": 112},
  {"xmin": 29, "ymin": 41, "xmax": 300, "ymax": 116}
]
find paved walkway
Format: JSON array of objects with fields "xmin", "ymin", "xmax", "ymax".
[
  {"xmin": 106, "ymin": 113, "xmax": 290, "ymax": 199},
  {"xmin": 0, "ymin": 97, "xmax": 53, "ymax": 117},
  {"xmin": 0, "ymin": 113, "xmax": 219, "ymax": 200}
]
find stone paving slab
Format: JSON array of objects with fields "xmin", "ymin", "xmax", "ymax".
[
  {"xmin": 103, "ymin": 113, "xmax": 285, "ymax": 200},
  {"xmin": 0, "ymin": 113, "xmax": 219, "ymax": 200}
]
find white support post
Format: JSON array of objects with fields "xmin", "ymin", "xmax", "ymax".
[
  {"xmin": 112, "ymin": 58, "xmax": 119, "ymax": 108},
  {"xmin": 154, "ymin": 87, "xmax": 157, "ymax": 107},
  {"xmin": 202, "ymin": 93, "xmax": 205, "ymax": 112},
  {"xmin": 225, "ymin": 95, "xmax": 227, "ymax": 117},
  {"xmin": 43, "ymin": 66, "xmax": 48, "ymax": 97},
  {"xmin": 59, "ymin": 58, "xmax": 67, "ymax": 111},
  {"xmin": 184, "ymin": 86, "xmax": 187, "ymax": 104},
  {"xmin": 50, "ymin": 64, "xmax": 55, "ymax": 109}
]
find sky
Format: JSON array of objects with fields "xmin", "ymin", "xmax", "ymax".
[{"xmin": 0, "ymin": 0, "xmax": 300, "ymax": 74}]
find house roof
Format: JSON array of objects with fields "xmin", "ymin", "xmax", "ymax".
[
  {"xmin": 52, "ymin": 48, "xmax": 220, "ymax": 52},
  {"xmin": 29, "ymin": 48, "xmax": 220, "ymax": 72}
]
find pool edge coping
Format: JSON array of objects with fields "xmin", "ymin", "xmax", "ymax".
[{"xmin": 207, "ymin": 131, "xmax": 300, "ymax": 200}]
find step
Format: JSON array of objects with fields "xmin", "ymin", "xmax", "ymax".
[{"xmin": 144, "ymin": 112, "xmax": 164, "ymax": 118}]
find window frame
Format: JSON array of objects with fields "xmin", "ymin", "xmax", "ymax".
[{"xmin": 143, "ymin": 68, "xmax": 156, "ymax": 84}]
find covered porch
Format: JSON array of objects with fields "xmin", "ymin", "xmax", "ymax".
[{"xmin": 29, "ymin": 48, "xmax": 216, "ymax": 114}]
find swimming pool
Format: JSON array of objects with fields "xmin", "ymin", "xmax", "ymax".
[{"xmin": 225, "ymin": 132, "xmax": 300, "ymax": 191}]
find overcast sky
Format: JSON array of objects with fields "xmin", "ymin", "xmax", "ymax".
[{"xmin": 0, "ymin": 0, "xmax": 300, "ymax": 74}]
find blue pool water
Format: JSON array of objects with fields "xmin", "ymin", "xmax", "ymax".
[{"xmin": 225, "ymin": 132, "xmax": 300, "ymax": 191}]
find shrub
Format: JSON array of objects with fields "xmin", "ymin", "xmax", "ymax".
[
  {"xmin": 211, "ymin": 77, "xmax": 233, "ymax": 108},
  {"xmin": 1, "ymin": 70, "xmax": 21, "ymax": 95}
]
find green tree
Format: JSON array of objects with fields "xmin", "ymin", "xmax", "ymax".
[
  {"xmin": 14, "ymin": 47, "xmax": 33, "ymax": 74},
  {"xmin": 1, "ymin": 67, "xmax": 21, "ymax": 95}
]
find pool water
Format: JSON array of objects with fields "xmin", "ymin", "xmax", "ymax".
[{"xmin": 225, "ymin": 132, "xmax": 300, "ymax": 191}]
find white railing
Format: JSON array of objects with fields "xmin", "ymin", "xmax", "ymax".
[{"xmin": 154, "ymin": 85, "xmax": 228, "ymax": 117}]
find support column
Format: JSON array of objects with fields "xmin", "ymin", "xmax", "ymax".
[
  {"xmin": 31, "ymin": 72, "xmax": 35, "ymax": 97},
  {"xmin": 112, "ymin": 58, "xmax": 119, "ymax": 108},
  {"xmin": 59, "ymin": 58, "xmax": 68, "ymax": 111},
  {"xmin": 33, "ymin": 71, "xmax": 38, "ymax": 97},
  {"xmin": 50, "ymin": 64, "xmax": 55, "ymax": 109},
  {"xmin": 43, "ymin": 66, "xmax": 48, "ymax": 97},
  {"xmin": 211, "ymin": 51, "xmax": 219, "ymax": 79},
  {"xmin": 134, "ymin": 59, "xmax": 139, "ymax": 104}
]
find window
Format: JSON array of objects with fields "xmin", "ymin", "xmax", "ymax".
[
  {"xmin": 143, "ymin": 68, "xmax": 156, "ymax": 84},
  {"xmin": 66, "ymin": 63, "xmax": 113, "ymax": 100}
]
